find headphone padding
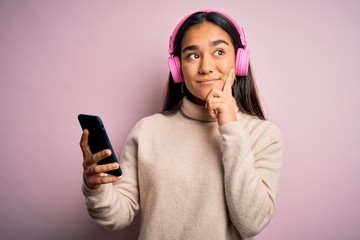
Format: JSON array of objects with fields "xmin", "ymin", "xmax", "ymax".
[
  {"xmin": 168, "ymin": 56, "xmax": 183, "ymax": 83},
  {"xmin": 235, "ymin": 48, "xmax": 250, "ymax": 76}
]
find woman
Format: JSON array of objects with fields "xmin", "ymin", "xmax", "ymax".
[{"xmin": 80, "ymin": 10, "xmax": 283, "ymax": 240}]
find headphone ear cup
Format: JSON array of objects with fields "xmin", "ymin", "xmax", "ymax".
[
  {"xmin": 235, "ymin": 48, "xmax": 250, "ymax": 76},
  {"xmin": 168, "ymin": 56, "xmax": 183, "ymax": 83}
]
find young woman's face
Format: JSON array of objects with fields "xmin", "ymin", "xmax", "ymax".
[{"xmin": 180, "ymin": 22, "xmax": 236, "ymax": 102}]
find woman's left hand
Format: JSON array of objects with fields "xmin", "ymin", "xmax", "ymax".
[{"xmin": 205, "ymin": 68, "xmax": 237, "ymax": 126}]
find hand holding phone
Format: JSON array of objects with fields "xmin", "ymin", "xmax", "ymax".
[{"xmin": 78, "ymin": 114, "xmax": 122, "ymax": 189}]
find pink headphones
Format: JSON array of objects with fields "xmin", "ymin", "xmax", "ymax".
[{"xmin": 168, "ymin": 10, "xmax": 250, "ymax": 83}]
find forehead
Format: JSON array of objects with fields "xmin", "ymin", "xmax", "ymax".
[{"xmin": 181, "ymin": 22, "xmax": 233, "ymax": 48}]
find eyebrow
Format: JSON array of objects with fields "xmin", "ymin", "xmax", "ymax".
[{"xmin": 182, "ymin": 39, "xmax": 229, "ymax": 53}]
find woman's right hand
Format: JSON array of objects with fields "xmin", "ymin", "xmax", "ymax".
[{"xmin": 80, "ymin": 129, "xmax": 121, "ymax": 190}]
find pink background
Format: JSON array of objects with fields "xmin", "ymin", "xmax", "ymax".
[{"xmin": 1, "ymin": 0, "xmax": 359, "ymax": 239}]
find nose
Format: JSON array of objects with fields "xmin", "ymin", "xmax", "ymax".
[{"xmin": 198, "ymin": 54, "xmax": 214, "ymax": 74}]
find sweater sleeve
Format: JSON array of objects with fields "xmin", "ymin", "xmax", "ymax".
[
  {"xmin": 82, "ymin": 120, "xmax": 142, "ymax": 231},
  {"xmin": 219, "ymin": 120, "xmax": 283, "ymax": 238}
]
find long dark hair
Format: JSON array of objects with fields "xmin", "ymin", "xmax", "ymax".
[{"xmin": 162, "ymin": 11, "xmax": 266, "ymax": 120}]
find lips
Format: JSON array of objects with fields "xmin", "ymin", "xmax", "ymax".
[{"xmin": 196, "ymin": 78, "xmax": 221, "ymax": 83}]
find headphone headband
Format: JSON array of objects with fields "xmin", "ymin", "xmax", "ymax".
[{"xmin": 168, "ymin": 10, "xmax": 247, "ymax": 55}]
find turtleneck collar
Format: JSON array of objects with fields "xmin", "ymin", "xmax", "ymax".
[
  {"xmin": 180, "ymin": 97, "xmax": 239, "ymax": 122},
  {"xmin": 180, "ymin": 97, "xmax": 216, "ymax": 122}
]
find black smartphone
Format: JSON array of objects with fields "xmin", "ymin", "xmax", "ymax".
[{"xmin": 78, "ymin": 114, "xmax": 122, "ymax": 176}]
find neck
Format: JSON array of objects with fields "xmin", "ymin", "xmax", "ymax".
[{"xmin": 186, "ymin": 92, "xmax": 206, "ymax": 106}]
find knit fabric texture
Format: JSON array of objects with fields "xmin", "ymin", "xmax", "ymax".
[{"xmin": 83, "ymin": 97, "xmax": 283, "ymax": 240}]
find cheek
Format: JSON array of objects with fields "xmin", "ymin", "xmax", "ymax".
[
  {"xmin": 181, "ymin": 63, "xmax": 196, "ymax": 80},
  {"xmin": 218, "ymin": 56, "xmax": 236, "ymax": 71}
]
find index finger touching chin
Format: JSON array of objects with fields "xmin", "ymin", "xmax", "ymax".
[{"xmin": 223, "ymin": 67, "xmax": 235, "ymax": 93}]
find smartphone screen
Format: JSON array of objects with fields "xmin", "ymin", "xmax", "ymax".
[{"xmin": 78, "ymin": 114, "xmax": 122, "ymax": 176}]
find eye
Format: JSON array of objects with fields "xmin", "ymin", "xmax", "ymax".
[
  {"xmin": 186, "ymin": 53, "xmax": 199, "ymax": 59},
  {"xmin": 214, "ymin": 50, "xmax": 224, "ymax": 56}
]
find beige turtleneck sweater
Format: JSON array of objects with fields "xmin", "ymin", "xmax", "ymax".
[{"xmin": 82, "ymin": 97, "xmax": 283, "ymax": 239}]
